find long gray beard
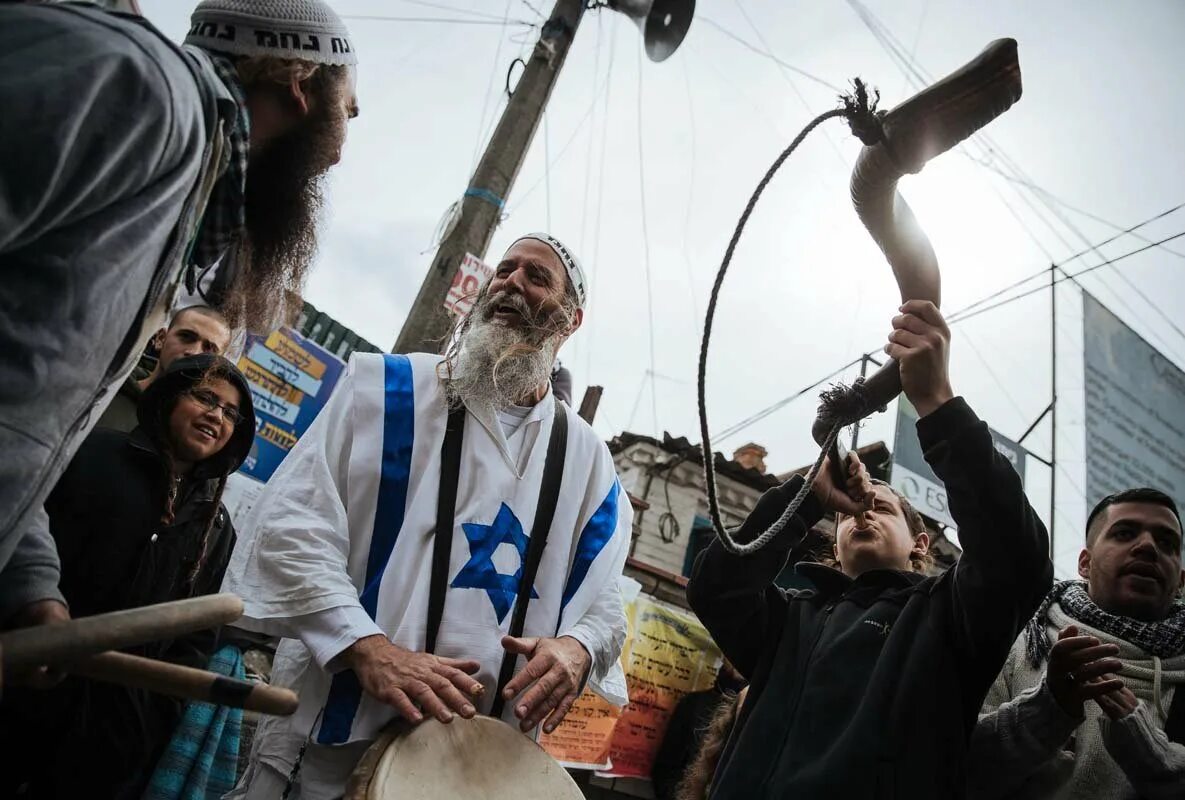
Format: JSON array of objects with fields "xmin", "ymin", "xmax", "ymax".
[{"xmin": 445, "ymin": 317, "xmax": 559, "ymax": 410}]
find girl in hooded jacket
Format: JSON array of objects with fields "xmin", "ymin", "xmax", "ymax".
[{"xmin": 1, "ymin": 353, "xmax": 256, "ymax": 799}]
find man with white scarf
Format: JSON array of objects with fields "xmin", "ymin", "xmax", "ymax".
[
  {"xmin": 970, "ymin": 488, "xmax": 1185, "ymax": 799},
  {"xmin": 223, "ymin": 233, "xmax": 629, "ymax": 799}
]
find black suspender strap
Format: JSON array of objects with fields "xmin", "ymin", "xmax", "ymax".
[
  {"xmin": 425, "ymin": 406, "xmax": 466, "ymax": 654},
  {"xmin": 489, "ymin": 398, "xmax": 569, "ymax": 719}
]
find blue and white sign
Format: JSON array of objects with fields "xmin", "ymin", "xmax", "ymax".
[{"xmin": 236, "ymin": 328, "xmax": 346, "ymax": 484}]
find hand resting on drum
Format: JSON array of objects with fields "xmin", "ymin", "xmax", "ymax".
[
  {"xmin": 340, "ymin": 635, "xmax": 484, "ymax": 724},
  {"xmin": 499, "ymin": 634, "xmax": 591, "ymax": 734}
]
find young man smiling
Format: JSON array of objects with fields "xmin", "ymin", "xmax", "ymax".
[
  {"xmin": 687, "ymin": 300, "xmax": 1053, "ymax": 799},
  {"xmin": 970, "ymin": 489, "xmax": 1185, "ymax": 799}
]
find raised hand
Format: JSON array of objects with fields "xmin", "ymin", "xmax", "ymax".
[
  {"xmin": 1045, "ymin": 625, "xmax": 1125, "ymax": 717},
  {"xmin": 884, "ymin": 299, "xmax": 955, "ymax": 418},
  {"xmin": 499, "ymin": 635, "xmax": 591, "ymax": 734},
  {"xmin": 341, "ymin": 635, "xmax": 483, "ymax": 724}
]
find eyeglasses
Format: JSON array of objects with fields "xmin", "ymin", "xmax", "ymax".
[{"xmin": 185, "ymin": 388, "xmax": 244, "ymax": 427}]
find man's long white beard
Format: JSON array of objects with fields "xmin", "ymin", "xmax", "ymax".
[{"xmin": 445, "ymin": 316, "xmax": 560, "ymax": 410}]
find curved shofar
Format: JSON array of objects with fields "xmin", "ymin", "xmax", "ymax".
[{"xmin": 813, "ymin": 39, "xmax": 1023, "ymax": 446}]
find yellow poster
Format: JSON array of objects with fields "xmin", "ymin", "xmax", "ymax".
[
  {"xmin": 540, "ymin": 583, "xmax": 722, "ymax": 777},
  {"xmin": 600, "ymin": 598, "xmax": 721, "ymax": 778}
]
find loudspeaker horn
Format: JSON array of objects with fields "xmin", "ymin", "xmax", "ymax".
[{"xmin": 608, "ymin": 0, "xmax": 695, "ymax": 63}]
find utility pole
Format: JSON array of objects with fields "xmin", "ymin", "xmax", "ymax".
[
  {"xmin": 577, "ymin": 385, "xmax": 603, "ymax": 424},
  {"xmin": 392, "ymin": 0, "xmax": 588, "ymax": 353}
]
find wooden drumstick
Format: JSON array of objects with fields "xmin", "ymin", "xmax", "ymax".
[
  {"xmin": 0, "ymin": 594, "xmax": 244, "ymax": 673},
  {"xmin": 71, "ymin": 651, "xmax": 299, "ymax": 716}
]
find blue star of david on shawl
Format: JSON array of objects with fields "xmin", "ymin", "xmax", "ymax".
[{"xmin": 450, "ymin": 503, "xmax": 539, "ymax": 623}]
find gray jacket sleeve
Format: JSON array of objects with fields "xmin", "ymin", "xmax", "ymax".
[
  {"xmin": 1102, "ymin": 702, "xmax": 1185, "ymax": 799},
  {"xmin": 0, "ymin": 3, "xmax": 206, "ymax": 617},
  {"xmin": 0, "ymin": 509, "xmax": 66, "ymax": 623},
  {"xmin": 968, "ymin": 649, "xmax": 1082, "ymax": 798}
]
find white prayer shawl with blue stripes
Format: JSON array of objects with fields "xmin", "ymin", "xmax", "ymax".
[{"xmin": 223, "ymin": 352, "xmax": 631, "ymax": 751}]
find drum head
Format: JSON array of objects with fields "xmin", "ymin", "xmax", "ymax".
[{"xmin": 348, "ymin": 716, "xmax": 583, "ymax": 800}]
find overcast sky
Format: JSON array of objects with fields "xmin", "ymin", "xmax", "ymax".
[{"xmin": 142, "ymin": 0, "xmax": 1185, "ymax": 578}]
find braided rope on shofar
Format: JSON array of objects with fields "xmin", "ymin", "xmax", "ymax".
[{"xmin": 697, "ymin": 82, "xmax": 889, "ymax": 556}]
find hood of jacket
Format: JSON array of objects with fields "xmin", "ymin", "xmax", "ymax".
[{"xmin": 138, "ymin": 353, "xmax": 255, "ymax": 478}]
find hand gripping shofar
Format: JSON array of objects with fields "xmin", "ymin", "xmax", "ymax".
[{"xmin": 698, "ymin": 39, "xmax": 1022, "ymax": 555}]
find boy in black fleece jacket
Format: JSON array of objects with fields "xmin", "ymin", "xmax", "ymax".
[{"xmin": 687, "ymin": 300, "xmax": 1052, "ymax": 799}]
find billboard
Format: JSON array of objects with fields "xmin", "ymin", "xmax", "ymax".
[
  {"xmin": 891, "ymin": 396, "xmax": 1027, "ymax": 529},
  {"xmin": 236, "ymin": 329, "xmax": 346, "ymax": 484},
  {"xmin": 1084, "ymin": 294, "xmax": 1185, "ymax": 509}
]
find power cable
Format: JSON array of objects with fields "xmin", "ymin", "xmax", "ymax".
[
  {"xmin": 965, "ymin": 156, "xmax": 1185, "ymax": 260},
  {"xmin": 543, "ymin": 108, "xmax": 552, "ymax": 231},
  {"xmin": 697, "ymin": 16, "xmax": 844, "ymax": 94},
  {"xmin": 899, "ymin": 0, "xmax": 930, "ymax": 97},
  {"xmin": 679, "ymin": 45, "xmax": 701, "ymax": 321},
  {"xmin": 467, "ymin": 0, "xmax": 517, "ymax": 173},
  {"xmin": 711, "ymin": 356, "xmax": 863, "ymax": 444},
  {"xmin": 715, "ymin": 221, "xmax": 1185, "ymax": 444},
  {"xmin": 637, "ymin": 40, "xmax": 659, "ymax": 436},
  {"xmin": 391, "ymin": 0, "xmax": 519, "ymax": 22},
  {"xmin": 505, "ymin": 69, "xmax": 611, "ymax": 212},
  {"xmin": 340, "ymin": 14, "xmax": 533, "ymax": 26},
  {"xmin": 578, "ymin": 11, "xmax": 603, "ymax": 256},
  {"xmin": 950, "ymin": 230, "xmax": 1185, "ymax": 325},
  {"xmin": 583, "ymin": 14, "xmax": 618, "ymax": 382},
  {"xmin": 947, "ymin": 201, "xmax": 1185, "ymax": 321}
]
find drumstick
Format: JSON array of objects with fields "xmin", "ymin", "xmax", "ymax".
[
  {"xmin": 71, "ymin": 650, "xmax": 299, "ymax": 716},
  {"xmin": 0, "ymin": 594, "xmax": 244, "ymax": 673}
]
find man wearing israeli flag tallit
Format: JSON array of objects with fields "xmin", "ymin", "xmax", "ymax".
[{"xmin": 224, "ymin": 233, "xmax": 631, "ymax": 799}]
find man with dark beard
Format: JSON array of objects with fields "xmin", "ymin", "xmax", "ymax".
[
  {"xmin": 0, "ymin": 0, "xmax": 357, "ymax": 646},
  {"xmin": 222, "ymin": 234, "xmax": 630, "ymax": 799}
]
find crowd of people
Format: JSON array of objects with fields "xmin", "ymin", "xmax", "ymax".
[{"xmin": 0, "ymin": 1, "xmax": 1182, "ymax": 799}]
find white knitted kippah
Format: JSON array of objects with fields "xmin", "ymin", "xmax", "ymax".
[
  {"xmin": 512, "ymin": 233, "xmax": 588, "ymax": 308},
  {"xmin": 185, "ymin": 0, "xmax": 357, "ymax": 66}
]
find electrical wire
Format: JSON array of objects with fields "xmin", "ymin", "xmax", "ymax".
[
  {"xmin": 583, "ymin": 13, "xmax": 618, "ymax": 382},
  {"xmin": 711, "ymin": 356, "xmax": 863, "ymax": 444},
  {"xmin": 390, "ymin": 0, "xmax": 520, "ymax": 22},
  {"xmin": 964, "ymin": 156, "xmax": 1185, "ymax": 260},
  {"xmin": 715, "ymin": 220, "xmax": 1185, "ymax": 445},
  {"xmin": 637, "ymin": 40, "xmax": 659, "ymax": 436},
  {"xmin": 947, "ymin": 201, "xmax": 1185, "ymax": 321},
  {"xmin": 697, "ymin": 16, "xmax": 844, "ymax": 94},
  {"xmin": 679, "ymin": 45, "xmax": 701, "ymax": 321},
  {"xmin": 504, "ymin": 67, "xmax": 612, "ymax": 213},
  {"xmin": 467, "ymin": 0, "xmax": 518, "ymax": 173},
  {"xmin": 578, "ymin": 12, "xmax": 604, "ymax": 256},
  {"xmin": 950, "ymin": 230, "xmax": 1185, "ymax": 325},
  {"xmin": 340, "ymin": 14, "xmax": 533, "ymax": 26},
  {"xmin": 543, "ymin": 108, "xmax": 552, "ymax": 231}
]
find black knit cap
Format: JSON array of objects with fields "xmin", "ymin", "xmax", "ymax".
[{"xmin": 138, "ymin": 353, "xmax": 256, "ymax": 478}]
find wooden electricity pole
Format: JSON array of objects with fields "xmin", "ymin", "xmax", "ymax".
[{"xmin": 392, "ymin": 0, "xmax": 588, "ymax": 353}]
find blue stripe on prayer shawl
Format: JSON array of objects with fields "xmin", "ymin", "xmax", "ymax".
[
  {"xmin": 319, "ymin": 354, "xmax": 416, "ymax": 745},
  {"xmin": 561, "ymin": 480, "xmax": 620, "ymax": 611}
]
